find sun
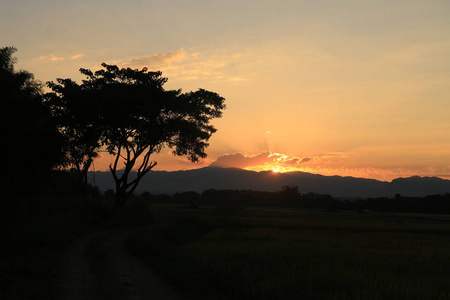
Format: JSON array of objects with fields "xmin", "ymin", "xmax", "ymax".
[{"xmin": 272, "ymin": 168, "xmax": 280, "ymax": 173}]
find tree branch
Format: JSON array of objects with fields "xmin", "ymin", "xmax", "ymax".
[{"xmin": 126, "ymin": 160, "xmax": 157, "ymax": 198}]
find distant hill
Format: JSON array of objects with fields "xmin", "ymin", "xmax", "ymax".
[{"xmin": 87, "ymin": 167, "xmax": 450, "ymax": 198}]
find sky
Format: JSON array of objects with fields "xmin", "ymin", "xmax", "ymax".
[{"xmin": 2, "ymin": 0, "xmax": 450, "ymax": 181}]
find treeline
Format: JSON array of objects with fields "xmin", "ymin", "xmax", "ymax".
[
  {"xmin": 340, "ymin": 194, "xmax": 450, "ymax": 214},
  {"xmin": 22, "ymin": 172, "xmax": 450, "ymax": 216},
  {"xmin": 134, "ymin": 186, "xmax": 335, "ymax": 210},
  {"xmin": 140, "ymin": 187, "xmax": 450, "ymax": 215}
]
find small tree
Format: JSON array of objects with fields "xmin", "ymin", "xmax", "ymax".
[{"xmin": 78, "ymin": 63, "xmax": 226, "ymax": 212}]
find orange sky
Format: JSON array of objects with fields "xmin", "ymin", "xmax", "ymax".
[{"xmin": 2, "ymin": 0, "xmax": 450, "ymax": 181}]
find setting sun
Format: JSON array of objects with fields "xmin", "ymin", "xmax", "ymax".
[{"xmin": 241, "ymin": 163, "xmax": 314, "ymax": 176}]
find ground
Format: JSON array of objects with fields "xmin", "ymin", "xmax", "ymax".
[{"xmin": 60, "ymin": 228, "xmax": 182, "ymax": 300}]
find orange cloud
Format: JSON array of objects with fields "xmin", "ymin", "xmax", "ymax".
[
  {"xmin": 70, "ymin": 53, "xmax": 83, "ymax": 60},
  {"xmin": 37, "ymin": 54, "xmax": 84, "ymax": 61},
  {"xmin": 125, "ymin": 48, "xmax": 191, "ymax": 68},
  {"xmin": 38, "ymin": 55, "xmax": 64, "ymax": 61},
  {"xmin": 209, "ymin": 151, "xmax": 274, "ymax": 169},
  {"xmin": 209, "ymin": 151, "xmax": 312, "ymax": 169},
  {"xmin": 112, "ymin": 48, "xmax": 248, "ymax": 83}
]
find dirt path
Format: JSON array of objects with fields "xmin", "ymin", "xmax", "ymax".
[{"xmin": 60, "ymin": 229, "xmax": 182, "ymax": 300}]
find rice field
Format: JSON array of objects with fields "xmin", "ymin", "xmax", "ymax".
[{"xmin": 127, "ymin": 205, "xmax": 450, "ymax": 300}]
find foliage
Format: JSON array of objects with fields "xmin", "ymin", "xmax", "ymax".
[
  {"xmin": 195, "ymin": 188, "xmax": 336, "ymax": 210},
  {"xmin": 158, "ymin": 188, "xmax": 449, "ymax": 214},
  {"xmin": 45, "ymin": 79, "xmax": 103, "ymax": 185},
  {"xmin": 67, "ymin": 63, "xmax": 225, "ymax": 212},
  {"xmin": 0, "ymin": 47, "xmax": 63, "ymax": 195}
]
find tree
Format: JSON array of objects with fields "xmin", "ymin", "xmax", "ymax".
[
  {"xmin": 45, "ymin": 78, "xmax": 103, "ymax": 186},
  {"xmin": 0, "ymin": 47, "xmax": 63, "ymax": 195},
  {"xmin": 279, "ymin": 185, "xmax": 300, "ymax": 206},
  {"xmin": 66, "ymin": 63, "xmax": 225, "ymax": 212}
]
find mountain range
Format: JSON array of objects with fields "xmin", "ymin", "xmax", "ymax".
[{"xmin": 87, "ymin": 167, "xmax": 450, "ymax": 198}]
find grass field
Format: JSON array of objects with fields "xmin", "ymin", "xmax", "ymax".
[{"xmin": 127, "ymin": 205, "xmax": 450, "ymax": 300}]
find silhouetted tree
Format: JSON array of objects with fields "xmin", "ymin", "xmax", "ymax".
[
  {"xmin": 0, "ymin": 47, "xmax": 63, "ymax": 195},
  {"xmin": 75, "ymin": 63, "xmax": 225, "ymax": 212},
  {"xmin": 279, "ymin": 185, "xmax": 300, "ymax": 206},
  {"xmin": 45, "ymin": 78, "xmax": 103, "ymax": 187},
  {"xmin": 45, "ymin": 77, "xmax": 105, "ymax": 212}
]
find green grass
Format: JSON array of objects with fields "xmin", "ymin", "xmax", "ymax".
[{"xmin": 127, "ymin": 205, "xmax": 450, "ymax": 300}]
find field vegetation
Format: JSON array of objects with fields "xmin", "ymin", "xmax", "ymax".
[{"xmin": 127, "ymin": 204, "xmax": 450, "ymax": 300}]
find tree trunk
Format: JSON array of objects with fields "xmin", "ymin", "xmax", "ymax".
[{"xmin": 112, "ymin": 185, "xmax": 128, "ymax": 222}]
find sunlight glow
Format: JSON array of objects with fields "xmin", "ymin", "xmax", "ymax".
[{"xmin": 245, "ymin": 164, "xmax": 307, "ymax": 174}]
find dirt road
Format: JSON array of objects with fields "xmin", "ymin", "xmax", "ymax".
[{"xmin": 60, "ymin": 229, "xmax": 182, "ymax": 300}]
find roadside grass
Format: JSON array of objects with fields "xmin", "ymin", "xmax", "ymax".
[
  {"xmin": 1, "ymin": 195, "xmax": 95, "ymax": 300},
  {"xmin": 2, "ymin": 194, "xmax": 154, "ymax": 300},
  {"xmin": 127, "ymin": 205, "xmax": 450, "ymax": 300}
]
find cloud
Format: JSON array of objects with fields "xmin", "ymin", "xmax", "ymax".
[
  {"xmin": 70, "ymin": 53, "xmax": 83, "ymax": 60},
  {"xmin": 299, "ymin": 157, "xmax": 311, "ymax": 163},
  {"xmin": 209, "ymin": 151, "xmax": 315, "ymax": 169},
  {"xmin": 37, "ymin": 55, "xmax": 64, "ymax": 61},
  {"xmin": 208, "ymin": 150, "xmax": 366, "ymax": 179},
  {"xmin": 112, "ymin": 48, "xmax": 248, "ymax": 83},
  {"xmin": 209, "ymin": 151, "xmax": 274, "ymax": 169},
  {"xmin": 36, "ymin": 53, "xmax": 84, "ymax": 62},
  {"xmin": 124, "ymin": 48, "xmax": 191, "ymax": 68}
]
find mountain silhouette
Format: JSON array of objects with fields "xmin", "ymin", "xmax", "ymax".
[{"xmin": 87, "ymin": 167, "xmax": 450, "ymax": 198}]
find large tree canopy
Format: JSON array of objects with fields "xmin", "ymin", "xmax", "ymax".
[
  {"xmin": 48, "ymin": 63, "xmax": 226, "ymax": 211},
  {"xmin": 0, "ymin": 47, "xmax": 63, "ymax": 194}
]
